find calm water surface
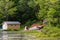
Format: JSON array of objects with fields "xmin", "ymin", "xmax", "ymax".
[
  {"xmin": 0, "ymin": 31, "xmax": 29, "ymax": 40},
  {"xmin": 0, "ymin": 31, "xmax": 60, "ymax": 40}
]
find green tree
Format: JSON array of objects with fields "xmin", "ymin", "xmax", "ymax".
[
  {"xmin": 0, "ymin": 0, "xmax": 17, "ymax": 21},
  {"xmin": 15, "ymin": 0, "xmax": 39, "ymax": 25},
  {"xmin": 35, "ymin": 0, "xmax": 60, "ymax": 27}
]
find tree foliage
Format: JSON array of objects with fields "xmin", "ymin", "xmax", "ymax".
[
  {"xmin": 0, "ymin": 0, "xmax": 60, "ymax": 27},
  {"xmin": 0, "ymin": 0, "xmax": 17, "ymax": 21}
]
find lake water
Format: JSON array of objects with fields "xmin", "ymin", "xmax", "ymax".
[
  {"xmin": 0, "ymin": 31, "xmax": 26, "ymax": 40},
  {"xmin": 0, "ymin": 31, "xmax": 37, "ymax": 40},
  {"xmin": 0, "ymin": 31, "xmax": 60, "ymax": 40}
]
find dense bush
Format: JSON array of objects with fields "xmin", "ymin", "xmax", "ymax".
[{"xmin": 23, "ymin": 26, "xmax": 60, "ymax": 37}]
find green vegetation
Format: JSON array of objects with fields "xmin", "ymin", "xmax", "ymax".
[
  {"xmin": 0, "ymin": 0, "xmax": 60, "ymax": 37},
  {"xmin": 0, "ymin": 0, "xmax": 60, "ymax": 26},
  {"xmin": 22, "ymin": 27, "xmax": 60, "ymax": 37}
]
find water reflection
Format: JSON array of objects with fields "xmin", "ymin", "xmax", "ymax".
[
  {"xmin": 1, "ymin": 31, "xmax": 25, "ymax": 40},
  {"xmin": 0, "ymin": 31, "xmax": 59, "ymax": 40}
]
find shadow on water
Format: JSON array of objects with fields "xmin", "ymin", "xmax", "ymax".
[{"xmin": 0, "ymin": 31, "xmax": 25, "ymax": 40}]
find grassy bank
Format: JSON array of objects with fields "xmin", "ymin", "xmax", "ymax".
[
  {"xmin": 20, "ymin": 29, "xmax": 60, "ymax": 40},
  {"xmin": 21, "ymin": 26, "xmax": 60, "ymax": 37}
]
